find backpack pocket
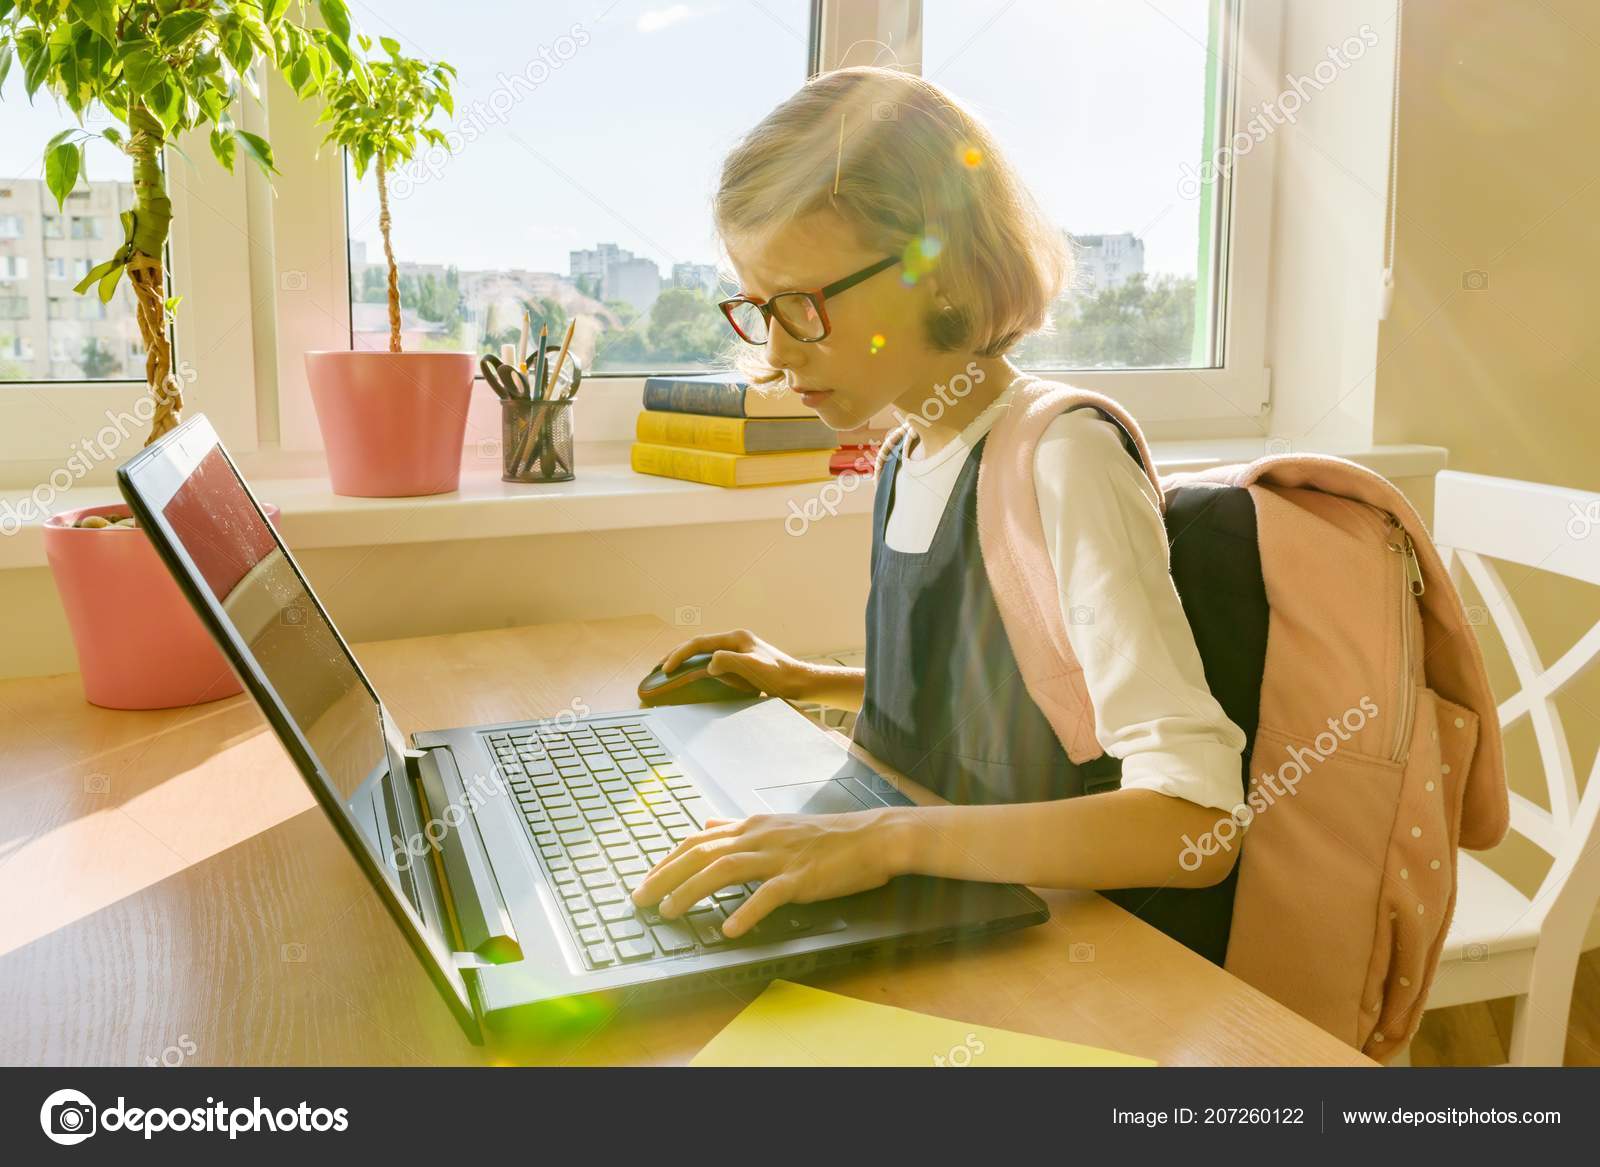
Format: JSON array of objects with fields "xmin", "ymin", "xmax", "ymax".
[{"xmin": 1225, "ymin": 722, "xmax": 1404, "ymax": 1047}]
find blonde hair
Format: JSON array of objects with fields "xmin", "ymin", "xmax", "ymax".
[{"xmin": 714, "ymin": 66, "xmax": 1069, "ymax": 365}]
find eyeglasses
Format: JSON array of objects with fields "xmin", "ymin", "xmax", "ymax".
[{"xmin": 718, "ymin": 255, "xmax": 901, "ymax": 345}]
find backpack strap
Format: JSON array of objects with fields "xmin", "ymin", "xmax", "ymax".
[{"xmin": 973, "ymin": 376, "xmax": 1164, "ymax": 765}]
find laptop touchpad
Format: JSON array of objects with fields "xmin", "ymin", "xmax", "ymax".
[{"xmin": 755, "ymin": 779, "xmax": 870, "ymax": 815}]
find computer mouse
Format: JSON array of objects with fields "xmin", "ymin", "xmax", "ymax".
[{"xmin": 638, "ymin": 651, "xmax": 760, "ymax": 706}]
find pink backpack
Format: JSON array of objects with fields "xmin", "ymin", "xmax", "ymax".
[{"xmin": 882, "ymin": 376, "xmax": 1510, "ymax": 1061}]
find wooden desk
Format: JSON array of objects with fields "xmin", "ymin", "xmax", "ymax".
[{"xmin": 0, "ymin": 615, "xmax": 1372, "ymax": 1067}]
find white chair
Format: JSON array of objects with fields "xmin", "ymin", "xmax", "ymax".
[{"xmin": 1415, "ymin": 470, "xmax": 1600, "ymax": 1066}]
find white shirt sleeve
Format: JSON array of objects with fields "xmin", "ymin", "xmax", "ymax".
[{"xmin": 1032, "ymin": 410, "xmax": 1247, "ymax": 814}]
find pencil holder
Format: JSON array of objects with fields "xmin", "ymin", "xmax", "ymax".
[{"xmin": 501, "ymin": 397, "xmax": 575, "ymax": 483}]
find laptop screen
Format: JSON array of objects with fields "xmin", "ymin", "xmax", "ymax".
[
  {"xmin": 162, "ymin": 445, "xmax": 389, "ymax": 806},
  {"xmin": 118, "ymin": 416, "xmax": 477, "ymax": 1036}
]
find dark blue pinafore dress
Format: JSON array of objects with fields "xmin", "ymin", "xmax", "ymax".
[{"xmin": 851, "ymin": 422, "xmax": 1254, "ymax": 965}]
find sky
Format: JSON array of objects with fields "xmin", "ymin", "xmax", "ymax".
[{"xmin": 2, "ymin": 1, "xmax": 1215, "ymax": 281}]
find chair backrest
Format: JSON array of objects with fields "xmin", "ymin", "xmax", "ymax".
[{"xmin": 1432, "ymin": 470, "xmax": 1600, "ymax": 932}]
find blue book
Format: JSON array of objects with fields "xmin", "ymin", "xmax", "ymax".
[{"xmin": 643, "ymin": 373, "xmax": 813, "ymax": 418}]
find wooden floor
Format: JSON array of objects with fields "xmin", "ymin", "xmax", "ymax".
[{"xmin": 1410, "ymin": 948, "xmax": 1600, "ymax": 1065}]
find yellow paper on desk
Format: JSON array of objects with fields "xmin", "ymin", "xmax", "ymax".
[{"xmin": 691, "ymin": 980, "xmax": 1154, "ymax": 1067}]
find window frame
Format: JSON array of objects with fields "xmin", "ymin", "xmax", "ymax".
[
  {"xmin": 0, "ymin": 115, "xmax": 261, "ymax": 469},
  {"xmin": 1, "ymin": 0, "xmax": 1279, "ymax": 473}
]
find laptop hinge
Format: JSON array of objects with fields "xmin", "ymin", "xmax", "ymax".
[{"xmin": 402, "ymin": 747, "xmax": 523, "ymax": 965}]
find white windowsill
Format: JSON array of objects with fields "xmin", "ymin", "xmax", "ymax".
[{"xmin": 0, "ymin": 437, "xmax": 1449, "ymax": 572}]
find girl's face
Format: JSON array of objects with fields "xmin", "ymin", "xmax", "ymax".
[{"xmin": 724, "ymin": 211, "xmax": 953, "ymax": 431}]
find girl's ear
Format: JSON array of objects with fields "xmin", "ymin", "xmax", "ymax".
[{"xmin": 920, "ymin": 274, "xmax": 969, "ymax": 352}]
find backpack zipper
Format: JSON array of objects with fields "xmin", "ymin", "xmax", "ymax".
[{"xmin": 1387, "ymin": 513, "xmax": 1424, "ymax": 760}]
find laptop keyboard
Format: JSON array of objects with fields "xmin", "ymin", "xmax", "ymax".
[{"xmin": 486, "ymin": 719, "xmax": 829, "ymax": 970}]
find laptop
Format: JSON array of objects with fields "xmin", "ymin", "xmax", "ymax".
[{"xmin": 117, "ymin": 415, "xmax": 1048, "ymax": 1043}]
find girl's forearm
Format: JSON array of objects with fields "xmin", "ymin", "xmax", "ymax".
[
  {"xmin": 797, "ymin": 664, "xmax": 866, "ymax": 712},
  {"xmin": 877, "ymin": 788, "xmax": 1239, "ymax": 891}
]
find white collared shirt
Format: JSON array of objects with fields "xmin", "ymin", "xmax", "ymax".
[{"xmin": 885, "ymin": 378, "xmax": 1246, "ymax": 814}]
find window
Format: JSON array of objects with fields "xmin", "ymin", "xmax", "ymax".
[
  {"xmin": 0, "ymin": 295, "xmax": 27, "ymax": 321},
  {"xmin": 342, "ymin": 0, "xmax": 813, "ymax": 374},
  {"xmin": 1, "ymin": 67, "xmax": 147, "ymax": 384},
  {"xmin": 922, "ymin": 0, "xmax": 1226, "ymax": 371}
]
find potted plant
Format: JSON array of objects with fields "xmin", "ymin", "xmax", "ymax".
[
  {"xmin": 303, "ymin": 38, "xmax": 470, "ymax": 498},
  {"xmin": 2, "ymin": 0, "xmax": 357, "ymax": 708}
]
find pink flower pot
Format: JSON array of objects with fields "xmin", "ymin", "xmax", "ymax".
[
  {"xmin": 44, "ymin": 502, "xmax": 282, "ymax": 710},
  {"xmin": 304, "ymin": 350, "xmax": 475, "ymax": 497}
]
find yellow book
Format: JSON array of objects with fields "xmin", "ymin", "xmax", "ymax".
[
  {"xmin": 691, "ymin": 980, "xmax": 1155, "ymax": 1067},
  {"xmin": 631, "ymin": 442, "xmax": 833, "ymax": 488},
  {"xmin": 635, "ymin": 411, "xmax": 837, "ymax": 455}
]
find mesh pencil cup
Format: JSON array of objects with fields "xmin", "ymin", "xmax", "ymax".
[{"xmin": 501, "ymin": 396, "xmax": 575, "ymax": 483}]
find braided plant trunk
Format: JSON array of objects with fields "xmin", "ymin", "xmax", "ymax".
[
  {"xmin": 375, "ymin": 155, "xmax": 402, "ymax": 353},
  {"xmin": 128, "ymin": 104, "xmax": 181, "ymax": 446}
]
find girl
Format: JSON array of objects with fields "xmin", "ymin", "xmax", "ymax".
[{"xmin": 631, "ymin": 66, "xmax": 1248, "ymax": 964}]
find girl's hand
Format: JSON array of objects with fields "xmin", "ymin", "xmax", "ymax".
[
  {"xmin": 654, "ymin": 629, "xmax": 817, "ymax": 702},
  {"xmin": 630, "ymin": 810, "xmax": 904, "ymax": 938}
]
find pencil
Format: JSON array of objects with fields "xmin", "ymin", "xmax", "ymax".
[
  {"xmin": 533, "ymin": 323, "xmax": 550, "ymax": 400},
  {"xmin": 546, "ymin": 319, "xmax": 578, "ymax": 400}
]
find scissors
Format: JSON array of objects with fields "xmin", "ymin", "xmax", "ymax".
[{"xmin": 479, "ymin": 355, "xmax": 531, "ymax": 400}]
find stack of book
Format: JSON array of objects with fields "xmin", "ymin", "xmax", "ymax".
[
  {"xmin": 830, "ymin": 416, "xmax": 893, "ymax": 476},
  {"xmin": 632, "ymin": 373, "xmax": 839, "ymax": 488}
]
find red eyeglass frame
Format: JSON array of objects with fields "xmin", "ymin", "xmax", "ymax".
[{"xmin": 718, "ymin": 254, "xmax": 901, "ymax": 344}]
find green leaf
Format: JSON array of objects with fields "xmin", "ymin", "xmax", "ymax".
[
  {"xmin": 317, "ymin": 0, "xmax": 351, "ymax": 45},
  {"xmin": 45, "ymin": 128, "xmax": 78, "ymax": 153},
  {"xmin": 323, "ymin": 33, "xmax": 352, "ymax": 76},
  {"xmin": 114, "ymin": 36, "xmax": 152, "ymax": 62},
  {"xmin": 21, "ymin": 31, "xmax": 50, "ymax": 98},
  {"xmin": 101, "ymin": 127, "xmax": 123, "ymax": 148},
  {"xmin": 70, "ymin": 0, "xmax": 116, "ymax": 43},
  {"xmin": 0, "ymin": 42, "xmax": 13, "ymax": 90},
  {"xmin": 148, "ymin": 77, "xmax": 183, "ymax": 135},
  {"xmin": 45, "ymin": 142, "xmax": 80, "ymax": 208},
  {"xmin": 156, "ymin": 11, "xmax": 211, "ymax": 48},
  {"xmin": 287, "ymin": 53, "xmax": 312, "ymax": 95},
  {"xmin": 97, "ymin": 263, "xmax": 123, "ymax": 303},
  {"xmin": 209, "ymin": 125, "xmax": 237, "ymax": 171},
  {"xmin": 121, "ymin": 48, "xmax": 164, "ymax": 95},
  {"xmin": 74, "ymin": 255, "xmax": 121, "ymax": 296},
  {"xmin": 164, "ymin": 295, "xmax": 183, "ymax": 314},
  {"xmin": 266, "ymin": 0, "xmax": 292, "ymax": 24},
  {"xmin": 197, "ymin": 84, "xmax": 229, "ymax": 126},
  {"xmin": 232, "ymin": 129, "xmax": 278, "ymax": 175},
  {"xmin": 379, "ymin": 35, "xmax": 400, "ymax": 57}
]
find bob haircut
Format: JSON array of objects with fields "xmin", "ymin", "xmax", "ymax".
[{"xmin": 713, "ymin": 66, "xmax": 1069, "ymax": 361}]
